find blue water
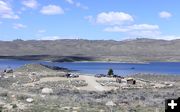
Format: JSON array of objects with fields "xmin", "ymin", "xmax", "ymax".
[{"xmin": 0, "ymin": 59, "xmax": 180, "ymax": 75}]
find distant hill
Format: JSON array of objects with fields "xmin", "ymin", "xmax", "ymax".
[{"xmin": 1, "ymin": 38, "xmax": 180, "ymax": 62}]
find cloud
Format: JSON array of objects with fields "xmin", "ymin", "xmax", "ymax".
[
  {"xmin": 90, "ymin": 11, "xmax": 166, "ymax": 40},
  {"xmin": 159, "ymin": 11, "xmax": 172, "ymax": 19},
  {"xmin": 96, "ymin": 12, "xmax": 133, "ymax": 25},
  {"xmin": 13, "ymin": 23, "xmax": 26, "ymax": 29},
  {"xmin": 104, "ymin": 24, "xmax": 162, "ymax": 40},
  {"xmin": 104, "ymin": 24, "xmax": 159, "ymax": 32},
  {"xmin": 40, "ymin": 5, "xmax": 64, "ymax": 15},
  {"xmin": 104, "ymin": 23, "xmax": 180, "ymax": 40},
  {"xmin": 0, "ymin": 0, "xmax": 19, "ymax": 19},
  {"xmin": 94, "ymin": 11, "xmax": 160, "ymax": 39},
  {"xmin": 22, "ymin": 0, "xmax": 38, "ymax": 9}
]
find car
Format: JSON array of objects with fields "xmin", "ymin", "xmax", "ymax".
[
  {"xmin": 4, "ymin": 67, "xmax": 13, "ymax": 73},
  {"xmin": 65, "ymin": 73, "xmax": 79, "ymax": 78},
  {"xmin": 95, "ymin": 74, "xmax": 106, "ymax": 78},
  {"xmin": 70, "ymin": 74, "xmax": 79, "ymax": 78}
]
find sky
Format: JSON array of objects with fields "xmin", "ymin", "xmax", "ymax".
[{"xmin": 0, "ymin": 0, "xmax": 180, "ymax": 41}]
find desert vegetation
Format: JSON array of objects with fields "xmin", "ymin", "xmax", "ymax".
[{"xmin": 0, "ymin": 64, "xmax": 179, "ymax": 112}]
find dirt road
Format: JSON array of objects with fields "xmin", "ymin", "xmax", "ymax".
[{"xmin": 24, "ymin": 75, "xmax": 112, "ymax": 91}]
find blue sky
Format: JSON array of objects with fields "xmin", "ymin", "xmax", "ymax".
[{"xmin": 0, "ymin": 0, "xmax": 180, "ymax": 41}]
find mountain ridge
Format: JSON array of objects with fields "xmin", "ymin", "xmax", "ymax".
[{"xmin": 0, "ymin": 38, "xmax": 180, "ymax": 62}]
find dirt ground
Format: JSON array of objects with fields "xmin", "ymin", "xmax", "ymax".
[
  {"xmin": 24, "ymin": 75, "xmax": 117, "ymax": 91},
  {"xmin": 0, "ymin": 64, "xmax": 180, "ymax": 112}
]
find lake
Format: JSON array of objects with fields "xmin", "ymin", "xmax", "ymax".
[{"xmin": 0, "ymin": 59, "xmax": 180, "ymax": 75}]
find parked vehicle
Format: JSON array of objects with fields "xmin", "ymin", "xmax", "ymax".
[
  {"xmin": 4, "ymin": 67, "xmax": 13, "ymax": 73},
  {"xmin": 95, "ymin": 74, "xmax": 106, "ymax": 78},
  {"xmin": 65, "ymin": 73, "xmax": 79, "ymax": 78},
  {"xmin": 70, "ymin": 74, "xmax": 79, "ymax": 78}
]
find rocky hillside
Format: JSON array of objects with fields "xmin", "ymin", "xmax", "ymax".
[{"xmin": 1, "ymin": 38, "xmax": 180, "ymax": 62}]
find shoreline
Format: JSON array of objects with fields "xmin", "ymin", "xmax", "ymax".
[
  {"xmin": 0, "ymin": 57, "xmax": 179, "ymax": 64},
  {"xmin": 1, "ymin": 59, "xmax": 180, "ymax": 76}
]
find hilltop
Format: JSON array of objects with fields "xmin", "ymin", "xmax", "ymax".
[{"xmin": 1, "ymin": 38, "xmax": 180, "ymax": 62}]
